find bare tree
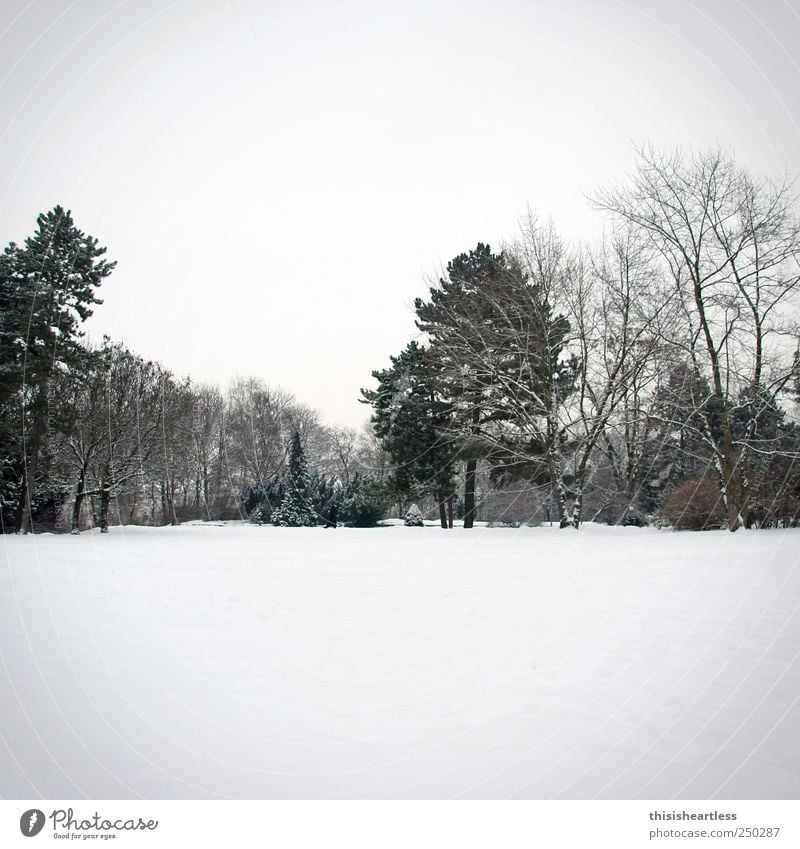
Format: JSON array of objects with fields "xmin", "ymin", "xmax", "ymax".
[
  {"xmin": 556, "ymin": 227, "xmax": 667, "ymax": 525},
  {"xmin": 54, "ymin": 342, "xmax": 164, "ymax": 533},
  {"xmin": 222, "ymin": 377, "xmax": 326, "ymax": 515},
  {"xmin": 188, "ymin": 383, "xmax": 224, "ymax": 519},
  {"xmin": 505, "ymin": 215, "xmax": 580, "ymax": 526},
  {"xmin": 152, "ymin": 375, "xmax": 196, "ymax": 527},
  {"xmin": 594, "ymin": 145, "xmax": 800, "ymax": 529},
  {"xmin": 223, "ymin": 378, "xmax": 297, "ymax": 491},
  {"xmin": 313, "ymin": 425, "xmax": 361, "ymax": 484}
]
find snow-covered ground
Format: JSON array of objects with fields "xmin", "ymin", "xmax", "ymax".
[{"xmin": 1, "ymin": 522, "xmax": 798, "ymax": 800}]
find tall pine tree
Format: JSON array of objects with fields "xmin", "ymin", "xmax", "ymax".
[
  {"xmin": 415, "ymin": 243, "xmax": 574, "ymax": 526},
  {"xmin": 361, "ymin": 341, "xmax": 457, "ymax": 528},
  {"xmin": 272, "ymin": 429, "xmax": 317, "ymax": 527},
  {"xmin": 0, "ymin": 206, "xmax": 115, "ymax": 532}
]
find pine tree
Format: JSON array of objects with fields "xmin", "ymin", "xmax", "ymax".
[
  {"xmin": 404, "ymin": 503, "xmax": 424, "ymax": 526},
  {"xmin": 0, "ymin": 206, "xmax": 115, "ymax": 532},
  {"xmin": 272, "ymin": 430, "xmax": 316, "ymax": 527},
  {"xmin": 414, "ymin": 243, "xmax": 575, "ymax": 526},
  {"xmin": 414, "ymin": 244, "xmax": 509, "ymax": 528},
  {"xmin": 361, "ymin": 342, "xmax": 457, "ymax": 528}
]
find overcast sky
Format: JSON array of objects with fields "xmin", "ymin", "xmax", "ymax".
[{"xmin": 1, "ymin": 0, "xmax": 799, "ymax": 428}]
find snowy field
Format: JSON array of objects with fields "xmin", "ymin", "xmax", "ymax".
[{"xmin": 1, "ymin": 522, "xmax": 798, "ymax": 800}]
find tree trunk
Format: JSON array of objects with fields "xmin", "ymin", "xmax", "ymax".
[
  {"xmin": 195, "ymin": 475, "xmax": 202, "ymax": 520},
  {"xmin": 149, "ymin": 483, "xmax": 158, "ymax": 525},
  {"xmin": 214, "ymin": 416, "xmax": 225, "ymax": 516},
  {"xmin": 547, "ymin": 378, "xmax": 570, "ymax": 529},
  {"xmin": 98, "ymin": 462, "xmax": 111, "ymax": 533},
  {"xmin": 128, "ymin": 485, "xmax": 138, "ymax": 523},
  {"xmin": 17, "ymin": 383, "xmax": 49, "ymax": 533},
  {"xmin": 548, "ymin": 443, "xmax": 570, "ymax": 528},
  {"xmin": 437, "ymin": 491, "xmax": 447, "ymax": 529},
  {"xmin": 160, "ymin": 481, "xmax": 168, "ymax": 526},
  {"xmin": 163, "ymin": 480, "xmax": 177, "ymax": 526},
  {"xmin": 722, "ymin": 420, "xmax": 739, "ymax": 532},
  {"xmin": 738, "ymin": 443, "xmax": 753, "ymax": 528},
  {"xmin": 99, "ymin": 491, "xmax": 110, "ymax": 532},
  {"xmin": 202, "ymin": 463, "xmax": 210, "ymax": 520},
  {"xmin": 463, "ymin": 459, "xmax": 477, "ymax": 528},
  {"xmin": 738, "ymin": 387, "xmax": 761, "ymax": 528},
  {"xmin": 14, "ymin": 472, "xmax": 28, "ymax": 534},
  {"xmin": 572, "ymin": 486, "xmax": 583, "ymax": 529},
  {"xmin": 693, "ymin": 277, "xmax": 740, "ymax": 531},
  {"xmin": 71, "ymin": 467, "xmax": 87, "ymax": 534},
  {"xmin": 18, "ymin": 452, "xmax": 39, "ymax": 534},
  {"xmin": 571, "ymin": 454, "xmax": 591, "ymax": 529},
  {"xmin": 99, "ymin": 490, "xmax": 110, "ymax": 533},
  {"xmin": 447, "ymin": 494, "xmax": 454, "ymax": 529}
]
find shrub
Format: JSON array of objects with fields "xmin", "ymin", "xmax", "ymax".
[
  {"xmin": 620, "ymin": 506, "xmax": 647, "ymax": 527},
  {"xmin": 242, "ymin": 475, "xmax": 282, "ymax": 523},
  {"xmin": 404, "ymin": 503, "xmax": 424, "ymax": 526},
  {"xmin": 661, "ymin": 478, "xmax": 725, "ymax": 530},
  {"xmin": 339, "ymin": 475, "xmax": 388, "ymax": 527},
  {"xmin": 487, "ymin": 519, "xmax": 520, "ymax": 528}
]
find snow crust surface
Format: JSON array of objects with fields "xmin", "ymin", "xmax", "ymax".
[{"xmin": 1, "ymin": 523, "xmax": 798, "ymax": 799}]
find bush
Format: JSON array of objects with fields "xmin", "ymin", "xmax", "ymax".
[
  {"xmin": 661, "ymin": 478, "xmax": 725, "ymax": 530},
  {"xmin": 620, "ymin": 506, "xmax": 647, "ymax": 527},
  {"xmin": 404, "ymin": 504, "xmax": 424, "ymax": 526},
  {"xmin": 592, "ymin": 493, "xmax": 647, "ymax": 526},
  {"xmin": 339, "ymin": 475, "xmax": 388, "ymax": 527},
  {"xmin": 242, "ymin": 475, "xmax": 282, "ymax": 523}
]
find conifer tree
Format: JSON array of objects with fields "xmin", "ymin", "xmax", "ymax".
[
  {"xmin": 361, "ymin": 342, "xmax": 456, "ymax": 528},
  {"xmin": 415, "ymin": 243, "xmax": 575, "ymax": 526},
  {"xmin": 0, "ymin": 206, "xmax": 115, "ymax": 532},
  {"xmin": 272, "ymin": 429, "xmax": 316, "ymax": 526},
  {"xmin": 414, "ymin": 244, "xmax": 508, "ymax": 527}
]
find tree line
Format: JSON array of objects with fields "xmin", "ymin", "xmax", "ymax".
[
  {"xmin": 0, "ymin": 207, "xmax": 387, "ymax": 533},
  {"xmin": 361, "ymin": 146, "xmax": 800, "ymax": 531},
  {"xmin": 4, "ymin": 146, "xmax": 800, "ymax": 534}
]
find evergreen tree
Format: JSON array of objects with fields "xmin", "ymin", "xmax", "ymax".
[
  {"xmin": 640, "ymin": 362, "xmax": 721, "ymax": 515},
  {"xmin": 309, "ymin": 471, "xmax": 337, "ymax": 527},
  {"xmin": 415, "ymin": 243, "xmax": 575, "ymax": 526},
  {"xmin": 0, "ymin": 206, "xmax": 115, "ymax": 532},
  {"xmin": 272, "ymin": 429, "xmax": 316, "ymax": 526},
  {"xmin": 414, "ymin": 244, "xmax": 510, "ymax": 527},
  {"xmin": 338, "ymin": 473, "xmax": 387, "ymax": 527},
  {"xmin": 361, "ymin": 341, "xmax": 457, "ymax": 528},
  {"xmin": 404, "ymin": 503, "xmax": 424, "ymax": 526}
]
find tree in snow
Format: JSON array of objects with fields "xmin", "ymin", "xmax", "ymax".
[
  {"xmin": 545, "ymin": 223, "xmax": 666, "ymax": 526},
  {"xmin": 404, "ymin": 503, "xmax": 424, "ymax": 526},
  {"xmin": 361, "ymin": 341, "xmax": 457, "ymax": 528},
  {"xmin": 0, "ymin": 206, "xmax": 115, "ymax": 533},
  {"xmin": 51, "ymin": 340, "xmax": 164, "ymax": 533},
  {"xmin": 272, "ymin": 429, "xmax": 316, "ymax": 527},
  {"xmin": 337, "ymin": 473, "xmax": 388, "ymax": 527},
  {"xmin": 414, "ymin": 244, "xmax": 516, "ymax": 528},
  {"xmin": 416, "ymin": 237, "xmax": 577, "ymax": 527},
  {"xmin": 187, "ymin": 383, "xmax": 226, "ymax": 520},
  {"xmin": 594, "ymin": 146, "xmax": 800, "ymax": 530}
]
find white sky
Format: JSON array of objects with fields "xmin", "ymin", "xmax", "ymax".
[{"xmin": 1, "ymin": 0, "xmax": 799, "ymax": 428}]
